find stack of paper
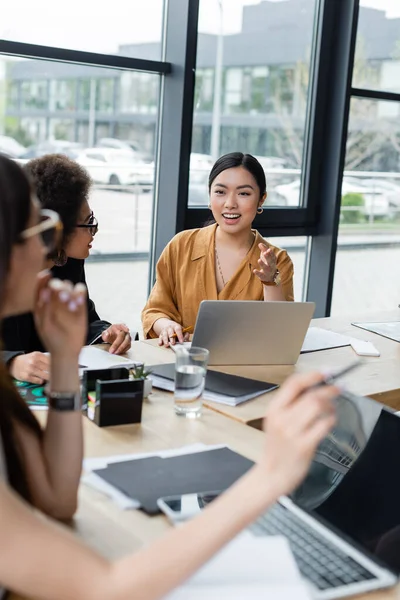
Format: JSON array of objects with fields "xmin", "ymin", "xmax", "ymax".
[{"xmin": 164, "ymin": 533, "xmax": 311, "ymax": 600}]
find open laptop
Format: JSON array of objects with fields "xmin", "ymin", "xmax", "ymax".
[
  {"xmin": 250, "ymin": 391, "xmax": 399, "ymax": 598},
  {"xmin": 191, "ymin": 300, "xmax": 315, "ymax": 365}
]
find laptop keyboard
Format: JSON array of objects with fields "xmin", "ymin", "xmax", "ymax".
[{"xmin": 250, "ymin": 503, "xmax": 376, "ymax": 590}]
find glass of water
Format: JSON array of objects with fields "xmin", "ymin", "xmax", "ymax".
[{"xmin": 174, "ymin": 346, "xmax": 209, "ymax": 418}]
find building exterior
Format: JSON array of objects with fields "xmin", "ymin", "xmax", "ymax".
[{"xmin": 2, "ymin": 0, "xmax": 400, "ymax": 168}]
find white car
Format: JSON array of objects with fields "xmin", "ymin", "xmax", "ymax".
[
  {"xmin": 0, "ymin": 135, "xmax": 26, "ymax": 158},
  {"xmin": 97, "ymin": 138, "xmax": 153, "ymax": 163},
  {"xmin": 274, "ymin": 177, "xmax": 391, "ymax": 217},
  {"xmin": 190, "ymin": 153, "xmax": 214, "ymax": 183},
  {"xmin": 66, "ymin": 148, "xmax": 154, "ymax": 190}
]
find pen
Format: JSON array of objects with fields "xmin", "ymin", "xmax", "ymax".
[
  {"xmin": 170, "ymin": 326, "xmax": 193, "ymax": 340},
  {"xmin": 310, "ymin": 359, "xmax": 364, "ymax": 391}
]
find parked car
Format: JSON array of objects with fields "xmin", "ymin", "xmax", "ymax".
[
  {"xmin": 0, "ymin": 135, "xmax": 26, "ymax": 158},
  {"xmin": 97, "ymin": 138, "xmax": 153, "ymax": 163},
  {"xmin": 20, "ymin": 140, "xmax": 84, "ymax": 160},
  {"xmin": 361, "ymin": 178, "xmax": 400, "ymax": 208},
  {"xmin": 274, "ymin": 177, "xmax": 392, "ymax": 217},
  {"xmin": 66, "ymin": 148, "xmax": 154, "ymax": 190}
]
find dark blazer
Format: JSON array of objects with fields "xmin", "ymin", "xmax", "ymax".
[{"xmin": 1, "ymin": 258, "xmax": 111, "ymax": 366}]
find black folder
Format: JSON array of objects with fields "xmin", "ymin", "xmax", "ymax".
[
  {"xmin": 149, "ymin": 363, "xmax": 278, "ymax": 406},
  {"xmin": 94, "ymin": 447, "xmax": 254, "ymax": 514}
]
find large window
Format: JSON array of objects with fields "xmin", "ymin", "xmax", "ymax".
[
  {"xmin": 0, "ymin": 55, "xmax": 160, "ymax": 334},
  {"xmin": 331, "ymin": 0, "xmax": 400, "ymax": 315},
  {"xmin": 190, "ymin": 0, "xmax": 318, "ymax": 209},
  {"xmin": 331, "ymin": 97, "xmax": 400, "ymax": 315},
  {"xmin": 352, "ymin": 2, "xmax": 400, "ymax": 94},
  {"xmin": 0, "ymin": 0, "xmax": 164, "ymax": 59}
]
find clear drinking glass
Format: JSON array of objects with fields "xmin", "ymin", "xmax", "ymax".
[{"xmin": 174, "ymin": 346, "xmax": 209, "ymax": 418}]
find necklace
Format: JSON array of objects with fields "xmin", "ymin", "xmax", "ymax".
[
  {"xmin": 215, "ymin": 246, "xmax": 226, "ymax": 287},
  {"xmin": 215, "ymin": 232, "xmax": 256, "ymax": 288}
]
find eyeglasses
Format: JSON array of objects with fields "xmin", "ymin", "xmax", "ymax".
[
  {"xmin": 76, "ymin": 212, "xmax": 98, "ymax": 237},
  {"xmin": 20, "ymin": 209, "xmax": 63, "ymax": 254}
]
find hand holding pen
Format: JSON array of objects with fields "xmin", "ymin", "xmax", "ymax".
[
  {"xmin": 258, "ymin": 360, "xmax": 363, "ymax": 496},
  {"xmin": 157, "ymin": 320, "xmax": 193, "ymax": 347}
]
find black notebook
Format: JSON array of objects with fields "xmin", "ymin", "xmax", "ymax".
[
  {"xmin": 149, "ymin": 363, "xmax": 278, "ymax": 406},
  {"xmin": 94, "ymin": 447, "xmax": 254, "ymax": 514}
]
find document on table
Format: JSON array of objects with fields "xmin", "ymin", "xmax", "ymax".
[
  {"xmin": 352, "ymin": 320, "xmax": 400, "ymax": 343},
  {"xmin": 78, "ymin": 345, "xmax": 140, "ymax": 376},
  {"xmin": 301, "ymin": 327, "xmax": 352, "ymax": 353},
  {"xmin": 150, "ymin": 363, "xmax": 278, "ymax": 406},
  {"xmin": 163, "ymin": 533, "xmax": 311, "ymax": 600},
  {"xmin": 82, "ymin": 444, "xmax": 226, "ymax": 510}
]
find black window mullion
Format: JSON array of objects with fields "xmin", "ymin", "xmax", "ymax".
[{"xmin": 0, "ymin": 40, "xmax": 171, "ymax": 75}]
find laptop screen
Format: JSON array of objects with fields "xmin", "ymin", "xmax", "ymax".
[{"xmin": 290, "ymin": 392, "xmax": 400, "ymax": 573}]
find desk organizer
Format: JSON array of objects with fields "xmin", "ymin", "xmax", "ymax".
[{"xmin": 83, "ymin": 367, "xmax": 144, "ymax": 427}]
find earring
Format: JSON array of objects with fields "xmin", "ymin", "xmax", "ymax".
[
  {"xmin": 208, "ymin": 204, "xmax": 211, "ymax": 209},
  {"xmin": 257, "ymin": 207, "xmax": 264, "ymax": 215},
  {"xmin": 53, "ymin": 249, "xmax": 67, "ymax": 267}
]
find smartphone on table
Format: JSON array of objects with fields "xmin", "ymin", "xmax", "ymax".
[{"xmin": 157, "ymin": 491, "xmax": 221, "ymax": 524}]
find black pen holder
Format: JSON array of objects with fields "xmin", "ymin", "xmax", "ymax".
[{"xmin": 83, "ymin": 367, "xmax": 144, "ymax": 427}]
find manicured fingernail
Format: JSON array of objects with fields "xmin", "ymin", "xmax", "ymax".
[
  {"xmin": 40, "ymin": 289, "xmax": 51, "ymax": 302},
  {"xmin": 75, "ymin": 283, "xmax": 86, "ymax": 293},
  {"xmin": 59, "ymin": 291, "xmax": 70, "ymax": 302},
  {"xmin": 49, "ymin": 278, "xmax": 63, "ymax": 291},
  {"xmin": 68, "ymin": 301, "xmax": 77, "ymax": 312}
]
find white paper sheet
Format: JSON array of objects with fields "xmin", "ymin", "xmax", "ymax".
[
  {"xmin": 301, "ymin": 327, "xmax": 352, "ymax": 353},
  {"xmin": 78, "ymin": 345, "xmax": 140, "ymax": 375},
  {"xmin": 163, "ymin": 534, "xmax": 311, "ymax": 600}
]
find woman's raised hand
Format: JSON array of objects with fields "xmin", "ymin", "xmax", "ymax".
[
  {"xmin": 253, "ymin": 242, "xmax": 278, "ymax": 284},
  {"xmin": 34, "ymin": 271, "xmax": 88, "ymax": 360}
]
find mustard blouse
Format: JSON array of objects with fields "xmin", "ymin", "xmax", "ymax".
[{"xmin": 142, "ymin": 224, "xmax": 294, "ymax": 338}]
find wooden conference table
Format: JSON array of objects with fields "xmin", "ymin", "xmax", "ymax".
[
  {"xmin": 13, "ymin": 390, "xmax": 400, "ymax": 600},
  {"xmin": 11, "ymin": 308, "xmax": 400, "ymax": 600},
  {"xmin": 141, "ymin": 309, "xmax": 400, "ymax": 429}
]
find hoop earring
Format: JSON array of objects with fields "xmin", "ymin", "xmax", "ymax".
[
  {"xmin": 257, "ymin": 207, "xmax": 264, "ymax": 215},
  {"xmin": 53, "ymin": 249, "xmax": 68, "ymax": 267}
]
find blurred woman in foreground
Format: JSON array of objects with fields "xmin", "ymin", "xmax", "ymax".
[{"xmin": 0, "ymin": 155, "xmax": 337, "ymax": 599}]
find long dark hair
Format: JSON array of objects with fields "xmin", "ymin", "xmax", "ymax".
[
  {"xmin": 205, "ymin": 152, "xmax": 267, "ymax": 226},
  {"xmin": 0, "ymin": 155, "xmax": 43, "ymax": 501}
]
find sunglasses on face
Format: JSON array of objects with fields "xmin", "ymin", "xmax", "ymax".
[
  {"xmin": 76, "ymin": 212, "xmax": 98, "ymax": 237},
  {"xmin": 20, "ymin": 209, "xmax": 63, "ymax": 254}
]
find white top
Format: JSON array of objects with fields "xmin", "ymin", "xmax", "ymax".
[{"xmin": 0, "ymin": 430, "xmax": 7, "ymax": 599}]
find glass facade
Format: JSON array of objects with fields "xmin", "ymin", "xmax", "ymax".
[
  {"xmin": 353, "ymin": 1, "xmax": 400, "ymax": 93},
  {"xmin": 0, "ymin": 55, "xmax": 160, "ymax": 333},
  {"xmin": 0, "ymin": 0, "xmax": 399, "ymax": 321},
  {"xmin": 0, "ymin": 0, "xmax": 164, "ymax": 58},
  {"xmin": 190, "ymin": 0, "xmax": 318, "ymax": 208},
  {"xmin": 331, "ymin": 98, "xmax": 400, "ymax": 315}
]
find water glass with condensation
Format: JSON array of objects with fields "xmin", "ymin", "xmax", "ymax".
[{"xmin": 174, "ymin": 346, "xmax": 209, "ymax": 418}]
